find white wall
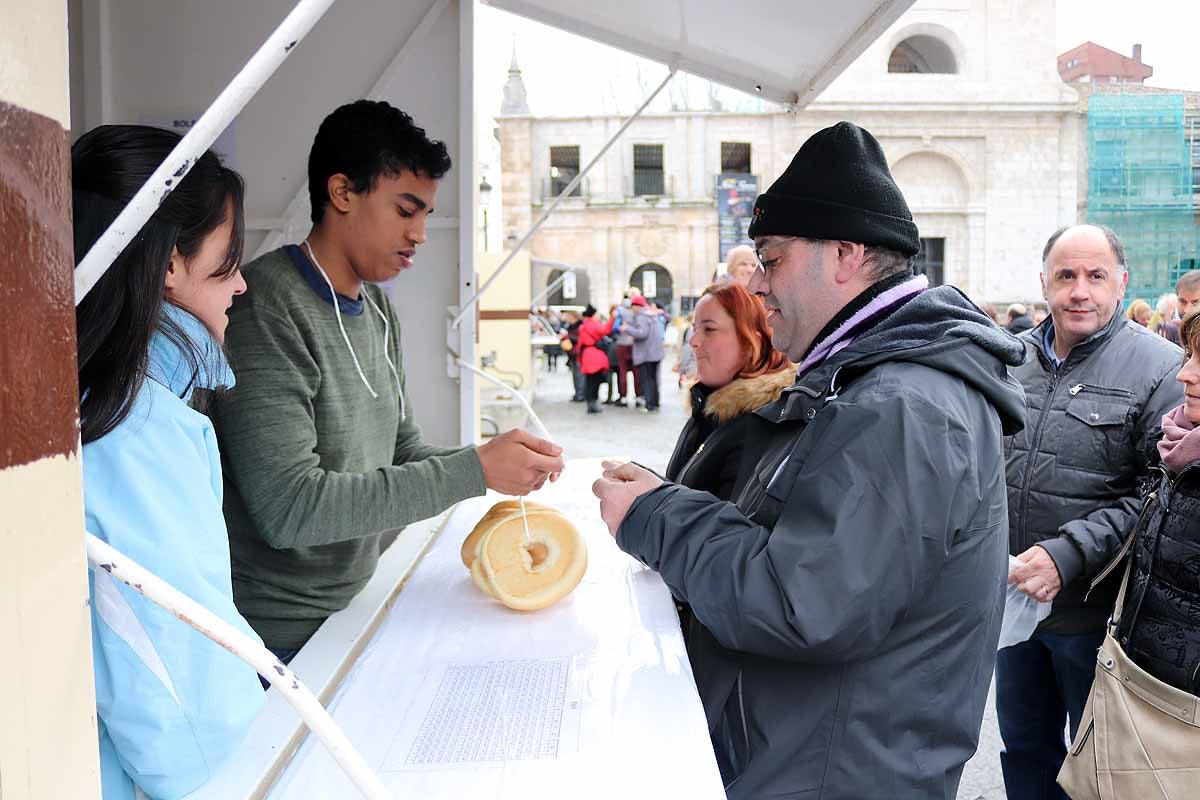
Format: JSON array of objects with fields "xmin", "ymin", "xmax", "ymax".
[{"xmin": 68, "ymin": 0, "xmax": 475, "ymax": 445}]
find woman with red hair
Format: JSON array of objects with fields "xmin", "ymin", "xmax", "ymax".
[{"xmin": 665, "ymin": 282, "xmax": 792, "ymax": 500}]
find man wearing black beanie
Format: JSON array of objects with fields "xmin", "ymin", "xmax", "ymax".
[{"xmin": 595, "ymin": 122, "xmax": 1028, "ymax": 799}]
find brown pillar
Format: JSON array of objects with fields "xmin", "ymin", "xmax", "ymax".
[{"xmin": 0, "ymin": 4, "xmax": 102, "ymax": 796}]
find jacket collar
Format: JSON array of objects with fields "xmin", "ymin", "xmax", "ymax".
[
  {"xmin": 147, "ymin": 304, "xmax": 234, "ymax": 402},
  {"xmin": 687, "ymin": 368, "xmax": 795, "ymax": 424},
  {"xmin": 1024, "ymin": 306, "xmax": 1126, "ymax": 371}
]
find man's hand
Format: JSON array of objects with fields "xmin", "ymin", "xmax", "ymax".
[
  {"xmin": 476, "ymin": 429, "xmax": 565, "ymax": 496},
  {"xmin": 1009, "ymin": 545, "xmax": 1063, "ymax": 602},
  {"xmin": 591, "ymin": 459, "xmax": 664, "ymax": 537}
]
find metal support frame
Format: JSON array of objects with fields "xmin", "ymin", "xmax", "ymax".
[
  {"xmin": 74, "ymin": 0, "xmax": 337, "ymax": 305},
  {"xmin": 457, "ymin": 0, "xmax": 479, "ymax": 444},
  {"xmin": 86, "ymin": 534, "xmax": 391, "ymax": 800},
  {"xmin": 449, "ymin": 66, "xmax": 677, "ymax": 329},
  {"xmin": 529, "ymin": 261, "xmax": 578, "ymax": 308},
  {"xmin": 457, "ymin": 359, "xmax": 554, "ymax": 442}
]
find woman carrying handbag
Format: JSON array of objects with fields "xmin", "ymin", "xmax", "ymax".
[{"xmin": 1059, "ymin": 310, "xmax": 1200, "ymax": 799}]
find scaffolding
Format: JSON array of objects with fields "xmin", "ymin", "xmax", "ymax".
[{"xmin": 1087, "ymin": 93, "xmax": 1199, "ymax": 301}]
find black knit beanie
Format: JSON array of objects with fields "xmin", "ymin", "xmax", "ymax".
[{"xmin": 747, "ymin": 122, "xmax": 920, "ymax": 257}]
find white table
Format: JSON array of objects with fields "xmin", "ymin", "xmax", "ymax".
[{"xmin": 193, "ymin": 458, "xmax": 724, "ymax": 799}]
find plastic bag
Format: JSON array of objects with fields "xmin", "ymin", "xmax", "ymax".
[{"xmin": 998, "ymin": 555, "xmax": 1052, "ymax": 650}]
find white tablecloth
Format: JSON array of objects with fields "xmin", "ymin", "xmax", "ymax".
[{"xmin": 267, "ymin": 458, "xmax": 725, "ymax": 799}]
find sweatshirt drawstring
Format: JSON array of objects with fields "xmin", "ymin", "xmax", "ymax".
[
  {"xmin": 363, "ymin": 290, "xmax": 405, "ymax": 419},
  {"xmin": 303, "ymin": 240, "xmax": 405, "ymax": 418}
]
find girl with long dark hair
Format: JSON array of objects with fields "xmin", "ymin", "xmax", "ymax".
[{"xmin": 74, "ymin": 125, "xmax": 264, "ymax": 800}]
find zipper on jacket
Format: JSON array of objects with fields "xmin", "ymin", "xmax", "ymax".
[
  {"xmin": 1018, "ymin": 370, "xmax": 1061, "ymax": 542},
  {"xmin": 1068, "ymin": 383, "xmax": 1133, "ymax": 399},
  {"xmin": 736, "ymin": 670, "xmax": 749, "ymax": 760}
]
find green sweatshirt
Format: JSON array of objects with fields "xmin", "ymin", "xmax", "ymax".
[{"xmin": 210, "ymin": 246, "xmax": 486, "ymax": 650}]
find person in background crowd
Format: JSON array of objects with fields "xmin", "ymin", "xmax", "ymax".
[
  {"xmin": 723, "ymin": 244, "xmax": 759, "ymax": 287},
  {"xmin": 613, "ymin": 296, "xmax": 640, "ymax": 404},
  {"xmin": 675, "ymin": 312, "xmax": 697, "ymax": 387},
  {"xmin": 1150, "ymin": 292, "xmax": 1178, "ymax": 339},
  {"xmin": 577, "ymin": 303, "xmax": 615, "ymax": 414},
  {"xmin": 594, "ymin": 121, "xmax": 1026, "ymax": 798},
  {"xmin": 1158, "ymin": 271, "xmax": 1200, "ymax": 346},
  {"xmin": 1177, "ymin": 270, "xmax": 1200, "ymax": 318},
  {"xmin": 1032, "ymin": 302, "xmax": 1049, "ymax": 326},
  {"xmin": 1116, "ymin": 308, "xmax": 1200, "ymax": 696},
  {"xmin": 73, "ymin": 124, "xmax": 264, "ymax": 800},
  {"xmin": 561, "ymin": 309, "xmax": 584, "ymax": 401},
  {"xmin": 999, "ymin": 224, "xmax": 1182, "ymax": 800},
  {"xmin": 649, "ymin": 300, "xmax": 669, "ymax": 332},
  {"xmin": 628, "ymin": 295, "xmax": 665, "ymax": 412},
  {"xmin": 1006, "ymin": 302, "xmax": 1034, "ymax": 333},
  {"xmin": 1126, "ymin": 298, "xmax": 1153, "ymax": 327},
  {"xmin": 604, "ymin": 304, "xmax": 623, "ymax": 404}
]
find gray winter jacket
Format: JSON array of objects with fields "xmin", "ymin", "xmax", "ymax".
[
  {"xmin": 1006, "ymin": 311, "xmax": 1182, "ymax": 635},
  {"xmin": 618, "ymin": 286, "xmax": 1027, "ymax": 799},
  {"xmin": 628, "ymin": 309, "xmax": 665, "ymax": 365},
  {"xmin": 615, "ymin": 304, "xmax": 635, "ymax": 347}
]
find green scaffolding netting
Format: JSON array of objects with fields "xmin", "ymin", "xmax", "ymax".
[{"xmin": 1087, "ymin": 93, "xmax": 1199, "ymax": 302}]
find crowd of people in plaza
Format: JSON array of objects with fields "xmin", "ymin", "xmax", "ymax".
[
  {"xmin": 73, "ymin": 100, "xmax": 1199, "ymax": 800},
  {"xmin": 549, "ymin": 291, "xmax": 669, "ymax": 414},
  {"xmin": 541, "ymin": 243, "xmax": 767, "ymax": 417}
]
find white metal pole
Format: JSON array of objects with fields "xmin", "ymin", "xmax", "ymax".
[
  {"xmin": 529, "ymin": 267, "xmax": 575, "ymax": 308},
  {"xmin": 74, "ymin": 0, "xmax": 337, "ymax": 306},
  {"xmin": 85, "ymin": 533, "xmax": 391, "ymax": 800},
  {"xmin": 457, "ymin": 358, "xmax": 555, "ymax": 443},
  {"xmin": 450, "ymin": 67, "xmax": 677, "ymax": 328}
]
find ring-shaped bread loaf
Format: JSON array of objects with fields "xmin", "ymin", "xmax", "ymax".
[
  {"xmin": 460, "ymin": 499, "xmax": 552, "ymax": 568},
  {"xmin": 462, "ymin": 501, "xmax": 587, "ymax": 611}
]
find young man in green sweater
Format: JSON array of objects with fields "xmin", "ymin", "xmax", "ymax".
[{"xmin": 210, "ymin": 100, "xmax": 564, "ymax": 660}]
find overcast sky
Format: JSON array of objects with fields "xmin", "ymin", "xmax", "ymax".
[
  {"xmin": 476, "ymin": 0, "xmax": 1199, "ymax": 129},
  {"xmin": 1057, "ymin": 0, "xmax": 1199, "ymax": 91}
]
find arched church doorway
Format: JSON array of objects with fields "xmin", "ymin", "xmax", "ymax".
[
  {"xmin": 629, "ymin": 262, "xmax": 673, "ymax": 308},
  {"xmin": 545, "ymin": 268, "xmax": 590, "ymax": 306}
]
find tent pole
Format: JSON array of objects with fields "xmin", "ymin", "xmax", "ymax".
[
  {"xmin": 450, "ymin": 66, "xmax": 677, "ymax": 329},
  {"xmin": 74, "ymin": 0, "xmax": 337, "ymax": 305}
]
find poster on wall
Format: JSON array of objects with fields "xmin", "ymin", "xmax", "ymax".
[
  {"xmin": 140, "ymin": 113, "xmax": 238, "ymax": 170},
  {"xmin": 642, "ymin": 269, "xmax": 657, "ymax": 298},
  {"xmin": 717, "ymin": 173, "xmax": 758, "ymax": 263}
]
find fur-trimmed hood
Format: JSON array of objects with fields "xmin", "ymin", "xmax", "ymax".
[{"xmin": 686, "ymin": 367, "xmax": 795, "ymax": 424}]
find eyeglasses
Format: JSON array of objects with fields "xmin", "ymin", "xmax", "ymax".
[{"xmin": 754, "ymin": 236, "xmax": 805, "ymax": 274}]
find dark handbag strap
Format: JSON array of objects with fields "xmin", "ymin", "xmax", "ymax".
[
  {"xmin": 1109, "ymin": 558, "xmax": 1134, "ymax": 631},
  {"xmin": 1085, "ymin": 487, "xmax": 1158, "ymax": 603}
]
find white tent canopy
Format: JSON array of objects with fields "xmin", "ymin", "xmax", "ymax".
[{"xmin": 484, "ymin": 0, "xmax": 914, "ymax": 106}]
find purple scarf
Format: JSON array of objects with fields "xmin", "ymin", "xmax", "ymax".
[
  {"xmin": 797, "ymin": 275, "xmax": 929, "ymax": 377},
  {"xmin": 1158, "ymin": 404, "xmax": 1200, "ymax": 475}
]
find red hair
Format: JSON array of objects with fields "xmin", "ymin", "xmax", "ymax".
[{"xmin": 698, "ymin": 282, "xmax": 791, "ymax": 379}]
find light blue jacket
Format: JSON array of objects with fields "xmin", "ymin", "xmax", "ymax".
[{"xmin": 83, "ymin": 306, "xmax": 264, "ymax": 800}]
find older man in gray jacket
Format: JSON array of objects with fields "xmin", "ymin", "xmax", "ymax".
[
  {"xmin": 594, "ymin": 122, "xmax": 1026, "ymax": 799},
  {"xmin": 998, "ymin": 224, "xmax": 1182, "ymax": 800}
]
